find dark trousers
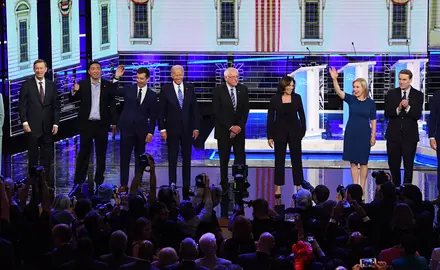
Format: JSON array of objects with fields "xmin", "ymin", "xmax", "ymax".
[
  {"xmin": 217, "ymin": 132, "xmax": 246, "ymax": 189},
  {"xmin": 120, "ymin": 131, "xmax": 146, "ymax": 186},
  {"xmin": 74, "ymin": 121, "xmax": 108, "ymax": 186},
  {"xmin": 387, "ymin": 140, "xmax": 417, "ymax": 187},
  {"xmin": 274, "ymin": 136, "xmax": 304, "ymax": 186},
  {"xmin": 167, "ymin": 132, "xmax": 192, "ymax": 195},
  {"xmin": 27, "ymin": 132, "xmax": 54, "ymax": 187}
]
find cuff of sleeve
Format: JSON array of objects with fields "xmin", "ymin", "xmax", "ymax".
[
  {"xmin": 362, "ymin": 216, "xmax": 370, "ymax": 222},
  {"xmin": 405, "ymin": 105, "xmax": 411, "ymax": 113},
  {"xmin": 396, "ymin": 108, "xmax": 401, "ymax": 115},
  {"xmin": 329, "ymin": 218, "xmax": 337, "ymax": 224},
  {"xmin": 71, "ymin": 90, "xmax": 76, "ymax": 96},
  {"xmin": 53, "ymin": 125, "xmax": 58, "ymax": 128},
  {"xmin": 160, "ymin": 129, "xmax": 166, "ymax": 133},
  {"xmin": 23, "ymin": 122, "xmax": 29, "ymax": 126}
]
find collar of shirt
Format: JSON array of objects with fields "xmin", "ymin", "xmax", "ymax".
[
  {"xmin": 137, "ymin": 85, "xmax": 147, "ymax": 92},
  {"xmin": 91, "ymin": 79, "xmax": 101, "ymax": 87},
  {"xmin": 401, "ymin": 87, "xmax": 411, "ymax": 97},
  {"xmin": 226, "ymin": 83, "xmax": 236, "ymax": 91},
  {"xmin": 35, "ymin": 77, "xmax": 45, "ymax": 87},
  {"xmin": 173, "ymin": 81, "xmax": 184, "ymax": 97}
]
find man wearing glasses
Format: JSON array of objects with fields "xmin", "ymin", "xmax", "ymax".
[{"xmin": 212, "ymin": 67, "xmax": 250, "ymax": 217}]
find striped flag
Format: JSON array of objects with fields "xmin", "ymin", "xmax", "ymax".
[
  {"xmin": 256, "ymin": 0, "xmax": 281, "ymax": 52},
  {"xmin": 255, "ymin": 168, "xmax": 277, "ymax": 208}
]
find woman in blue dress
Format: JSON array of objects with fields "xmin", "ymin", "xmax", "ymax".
[{"xmin": 329, "ymin": 67, "xmax": 377, "ymax": 189}]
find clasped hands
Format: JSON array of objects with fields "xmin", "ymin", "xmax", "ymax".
[
  {"xmin": 398, "ymin": 99, "xmax": 409, "ymax": 110},
  {"xmin": 230, "ymin": 126, "xmax": 242, "ymax": 138}
]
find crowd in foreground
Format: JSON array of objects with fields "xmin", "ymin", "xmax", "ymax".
[{"xmin": 0, "ymin": 158, "xmax": 439, "ymax": 270}]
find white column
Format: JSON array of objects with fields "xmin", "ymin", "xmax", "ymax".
[{"xmin": 306, "ymin": 68, "xmax": 320, "ymax": 134}]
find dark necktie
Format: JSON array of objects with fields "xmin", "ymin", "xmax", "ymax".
[
  {"xmin": 138, "ymin": 88, "xmax": 142, "ymax": 105},
  {"xmin": 39, "ymin": 81, "xmax": 44, "ymax": 103},
  {"xmin": 402, "ymin": 91, "xmax": 407, "ymax": 100},
  {"xmin": 230, "ymin": 88, "xmax": 236, "ymax": 110}
]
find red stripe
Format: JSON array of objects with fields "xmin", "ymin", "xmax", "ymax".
[
  {"xmin": 266, "ymin": 0, "xmax": 270, "ymax": 52},
  {"xmin": 261, "ymin": 0, "xmax": 265, "ymax": 52},
  {"xmin": 271, "ymin": 0, "xmax": 275, "ymax": 52},
  {"xmin": 277, "ymin": 0, "xmax": 280, "ymax": 51}
]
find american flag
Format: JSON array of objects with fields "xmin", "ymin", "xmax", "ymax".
[
  {"xmin": 255, "ymin": 168, "xmax": 277, "ymax": 208},
  {"xmin": 256, "ymin": 0, "xmax": 281, "ymax": 52}
]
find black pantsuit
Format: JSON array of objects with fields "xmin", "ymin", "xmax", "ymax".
[
  {"xmin": 74, "ymin": 120, "xmax": 108, "ymax": 185},
  {"xmin": 212, "ymin": 83, "xmax": 250, "ymax": 189},
  {"xmin": 267, "ymin": 94, "xmax": 306, "ymax": 186},
  {"xmin": 384, "ymin": 87, "xmax": 423, "ymax": 186}
]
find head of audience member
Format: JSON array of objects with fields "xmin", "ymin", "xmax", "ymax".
[
  {"xmin": 257, "ymin": 232, "xmax": 274, "ymax": 254},
  {"xmin": 352, "ymin": 78, "xmax": 368, "ymax": 99},
  {"xmin": 401, "ymin": 234, "xmax": 418, "ymax": 256},
  {"xmin": 345, "ymin": 184, "xmax": 363, "ymax": 204},
  {"xmin": 52, "ymin": 224, "xmax": 72, "ymax": 248},
  {"xmin": 347, "ymin": 212, "xmax": 363, "ymax": 233},
  {"xmin": 347, "ymin": 231, "xmax": 365, "ymax": 247},
  {"xmin": 179, "ymin": 238, "xmax": 198, "ymax": 261},
  {"xmin": 378, "ymin": 181, "xmax": 397, "ymax": 205},
  {"xmin": 199, "ymin": 233, "xmax": 218, "ymax": 258},
  {"xmin": 84, "ymin": 210, "xmax": 104, "ymax": 236},
  {"xmin": 323, "ymin": 200, "xmax": 337, "ymax": 217},
  {"xmin": 400, "ymin": 184, "xmax": 423, "ymax": 208},
  {"xmin": 398, "ymin": 69, "xmax": 413, "ymax": 90},
  {"xmin": 312, "ymin": 185, "xmax": 330, "ymax": 205},
  {"xmin": 391, "ymin": 203, "xmax": 415, "ymax": 231},
  {"xmin": 136, "ymin": 67, "xmax": 150, "ymax": 88},
  {"xmin": 277, "ymin": 76, "xmax": 296, "ymax": 96},
  {"xmin": 179, "ymin": 200, "xmax": 196, "ymax": 221},
  {"xmin": 296, "ymin": 189, "xmax": 313, "ymax": 209},
  {"xmin": 97, "ymin": 183, "xmax": 114, "ymax": 203},
  {"xmin": 52, "ymin": 194, "xmax": 72, "ymax": 211},
  {"xmin": 88, "ymin": 61, "xmax": 102, "ymax": 81},
  {"xmin": 158, "ymin": 186, "xmax": 175, "ymax": 208},
  {"xmin": 149, "ymin": 201, "xmax": 170, "ymax": 224},
  {"xmin": 210, "ymin": 186, "xmax": 222, "ymax": 207},
  {"xmin": 129, "ymin": 195, "xmax": 147, "ymax": 219},
  {"xmin": 138, "ymin": 240, "xmax": 155, "ymax": 262},
  {"xmin": 109, "ymin": 230, "xmax": 128, "ymax": 256},
  {"xmin": 171, "ymin": 65, "xmax": 184, "ymax": 85},
  {"xmin": 224, "ymin": 68, "xmax": 239, "ymax": 87},
  {"xmin": 231, "ymin": 215, "xmax": 253, "ymax": 241},
  {"xmin": 74, "ymin": 198, "xmax": 92, "ymax": 220},
  {"xmin": 33, "ymin": 59, "xmax": 48, "ymax": 80},
  {"xmin": 134, "ymin": 217, "xmax": 152, "ymax": 241},
  {"xmin": 156, "ymin": 247, "xmax": 178, "ymax": 267},
  {"xmin": 76, "ymin": 237, "xmax": 94, "ymax": 261},
  {"xmin": 252, "ymin": 198, "xmax": 270, "ymax": 220}
]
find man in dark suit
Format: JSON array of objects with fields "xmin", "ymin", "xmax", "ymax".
[
  {"xmin": 70, "ymin": 61, "xmax": 120, "ymax": 195},
  {"xmin": 19, "ymin": 59, "xmax": 60, "ymax": 187},
  {"xmin": 429, "ymin": 90, "xmax": 440, "ymax": 200},
  {"xmin": 384, "ymin": 69, "xmax": 423, "ymax": 187},
  {"xmin": 212, "ymin": 67, "xmax": 249, "ymax": 214},
  {"xmin": 113, "ymin": 66, "xmax": 157, "ymax": 188},
  {"xmin": 159, "ymin": 65, "xmax": 200, "ymax": 199}
]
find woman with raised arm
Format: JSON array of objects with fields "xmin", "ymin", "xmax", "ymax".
[
  {"xmin": 329, "ymin": 67, "xmax": 377, "ymax": 190},
  {"xmin": 267, "ymin": 76, "xmax": 306, "ymax": 198}
]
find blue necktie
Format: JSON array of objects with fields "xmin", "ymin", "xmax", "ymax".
[
  {"xmin": 178, "ymin": 85, "xmax": 183, "ymax": 109},
  {"xmin": 230, "ymin": 88, "xmax": 236, "ymax": 110}
]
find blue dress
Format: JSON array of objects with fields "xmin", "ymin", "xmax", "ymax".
[{"xmin": 343, "ymin": 93, "xmax": 377, "ymax": 165}]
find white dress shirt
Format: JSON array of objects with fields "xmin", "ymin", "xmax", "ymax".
[
  {"xmin": 173, "ymin": 81, "xmax": 184, "ymax": 99},
  {"xmin": 137, "ymin": 85, "xmax": 148, "ymax": 104}
]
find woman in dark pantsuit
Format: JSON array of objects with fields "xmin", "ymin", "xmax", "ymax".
[{"xmin": 267, "ymin": 76, "xmax": 306, "ymax": 195}]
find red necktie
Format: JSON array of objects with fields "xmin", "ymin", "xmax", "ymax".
[{"xmin": 39, "ymin": 81, "xmax": 45, "ymax": 103}]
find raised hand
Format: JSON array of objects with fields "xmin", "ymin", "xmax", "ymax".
[
  {"xmin": 329, "ymin": 67, "xmax": 339, "ymax": 80},
  {"xmin": 115, "ymin": 65, "xmax": 125, "ymax": 78},
  {"xmin": 73, "ymin": 82, "xmax": 80, "ymax": 92}
]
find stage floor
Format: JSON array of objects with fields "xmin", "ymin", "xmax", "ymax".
[{"xmin": 4, "ymin": 110, "xmax": 438, "ymax": 212}]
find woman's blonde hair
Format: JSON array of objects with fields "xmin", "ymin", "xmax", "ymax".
[{"xmin": 352, "ymin": 78, "xmax": 369, "ymax": 99}]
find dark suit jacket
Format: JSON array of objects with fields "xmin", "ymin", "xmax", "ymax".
[
  {"xmin": 69, "ymin": 78, "xmax": 118, "ymax": 131},
  {"xmin": 212, "ymin": 83, "xmax": 250, "ymax": 140},
  {"xmin": 116, "ymin": 85, "xmax": 157, "ymax": 136},
  {"xmin": 429, "ymin": 90, "xmax": 440, "ymax": 140},
  {"xmin": 120, "ymin": 260, "xmax": 159, "ymax": 270},
  {"xmin": 99, "ymin": 253, "xmax": 136, "ymax": 270},
  {"xmin": 167, "ymin": 260, "xmax": 209, "ymax": 270},
  {"xmin": 19, "ymin": 77, "xmax": 60, "ymax": 137},
  {"xmin": 238, "ymin": 251, "xmax": 293, "ymax": 270},
  {"xmin": 266, "ymin": 93, "xmax": 306, "ymax": 142},
  {"xmin": 44, "ymin": 244, "xmax": 75, "ymax": 270},
  {"xmin": 384, "ymin": 87, "xmax": 423, "ymax": 142},
  {"xmin": 158, "ymin": 83, "xmax": 200, "ymax": 138}
]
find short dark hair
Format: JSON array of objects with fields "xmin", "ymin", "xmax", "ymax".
[
  {"xmin": 314, "ymin": 185, "xmax": 330, "ymax": 203},
  {"xmin": 88, "ymin": 61, "xmax": 102, "ymax": 70},
  {"xmin": 137, "ymin": 67, "xmax": 150, "ymax": 79},
  {"xmin": 399, "ymin": 69, "xmax": 413, "ymax": 80},
  {"xmin": 33, "ymin": 59, "xmax": 47, "ymax": 67},
  {"xmin": 252, "ymin": 198, "xmax": 269, "ymax": 216},
  {"xmin": 346, "ymin": 184, "xmax": 363, "ymax": 203},
  {"xmin": 277, "ymin": 76, "xmax": 295, "ymax": 94}
]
